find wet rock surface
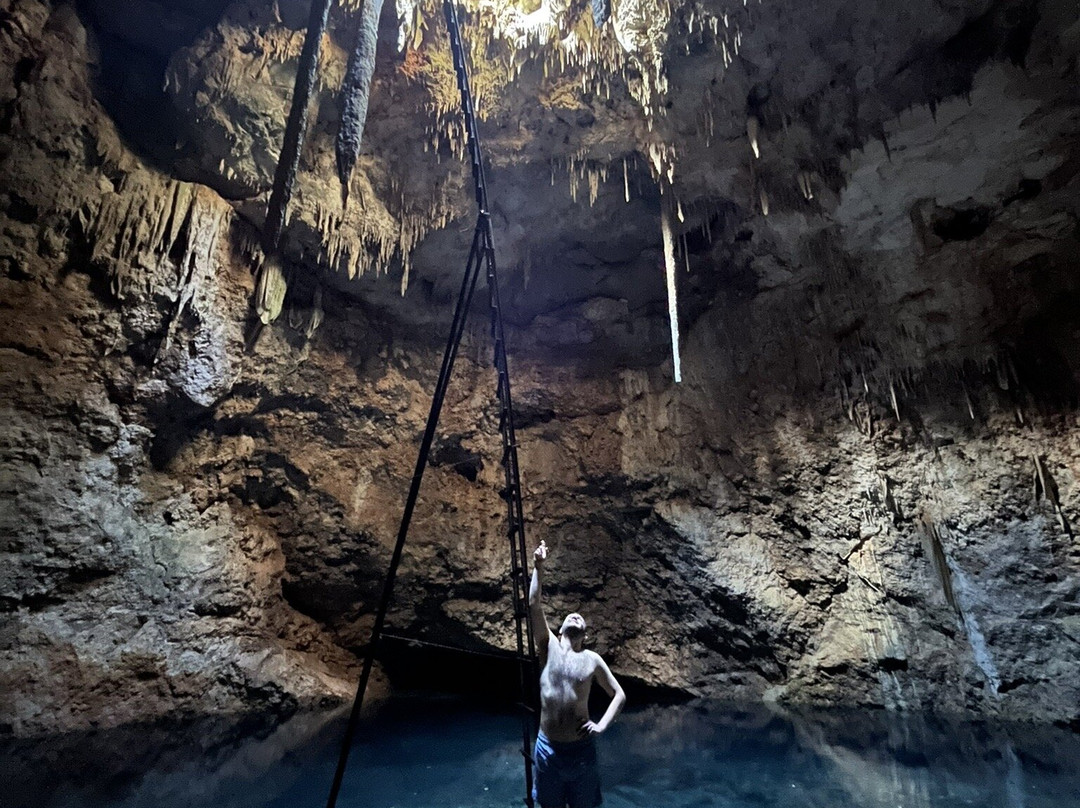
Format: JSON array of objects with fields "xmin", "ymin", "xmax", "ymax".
[{"xmin": 1, "ymin": 0, "xmax": 1080, "ymax": 736}]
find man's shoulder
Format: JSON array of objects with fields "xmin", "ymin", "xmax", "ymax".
[{"xmin": 584, "ymin": 648, "xmax": 606, "ymax": 666}]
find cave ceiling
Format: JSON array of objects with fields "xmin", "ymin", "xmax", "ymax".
[{"xmin": 76, "ymin": 0, "xmax": 1053, "ymax": 351}]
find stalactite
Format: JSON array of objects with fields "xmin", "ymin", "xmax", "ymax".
[
  {"xmin": 255, "ymin": 256, "xmax": 288, "ymax": 325},
  {"xmin": 660, "ymin": 202, "xmax": 682, "ymax": 384},
  {"xmin": 878, "ymin": 474, "xmax": 901, "ymax": 524},
  {"xmin": 920, "ymin": 519, "xmax": 959, "ymax": 615},
  {"xmin": 746, "ymin": 116, "xmax": 760, "ymax": 158},
  {"xmin": 306, "ymin": 285, "xmax": 325, "ymax": 338},
  {"xmin": 336, "ymin": 0, "xmax": 386, "ymax": 207},
  {"xmin": 1033, "ymin": 455, "xmax": 1071, "ymax": 535},
  {"xmin": 289, "ymin": 285, "xmax": 325, "ymax": 339},
  {"xmin": 89, "ymin": 177, "xmax": 210, "ymax": 300},
  {"xmin": 157, "ymin": 187, "xmax": 232, "ymax": 361}
]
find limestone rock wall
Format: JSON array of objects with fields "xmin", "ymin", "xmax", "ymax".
[
  {"xmin": 0, "ymin": 2, "xmax": 358, "ymax": 735},
  {"xmin": 1, "ymin": 0, "xmax": 1079, "ymax": 736}
]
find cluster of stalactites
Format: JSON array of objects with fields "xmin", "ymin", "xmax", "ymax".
[
  {"xmin": 257, "ymin": 0, "xmax": 768, "ymax": 323},
  {"xmin": 86, "ymin": 176, "xmax": 231, "ymax": 303},
  {"xmin": 307, "ymin": 176, "xmax": 457, "ymax": 293},
  {"xmin": 83, "ymin": 173, "xmax": 234, "ymax": 358},
  {"xmin": 476, "ymin": 0, "xmax": 671, "ymax": 122}
]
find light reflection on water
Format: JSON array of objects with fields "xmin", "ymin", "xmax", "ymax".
[{"xmin": 4, "ymin": 698, "xmax": 1079, "ymax": 808}]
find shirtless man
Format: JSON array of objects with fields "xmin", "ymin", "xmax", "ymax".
[{"xmin": 529, "ymin": 540, "xmax": 626, "ymax": 808}]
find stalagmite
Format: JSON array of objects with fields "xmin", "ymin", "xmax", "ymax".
[
  {"xmin": 337, "ymin": 0, "xmax": 387, "ymax": 207},
  {"xmin": 660, "ymin": 203, "xmax": 682, "ymax": 383}
]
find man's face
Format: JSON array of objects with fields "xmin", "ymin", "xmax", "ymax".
[{"xmin": 560, "ymin": 612, "xmax": 586, "ymax": 638}]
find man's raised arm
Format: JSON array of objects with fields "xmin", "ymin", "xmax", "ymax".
[{"xmin": 529, "ymin": 541, "xmax": 552, "ymax": 657}]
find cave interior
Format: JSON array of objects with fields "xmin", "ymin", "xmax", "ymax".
[{"xmin": 2, "ymin": 0, "xmax": 1080, "ymax": 776}]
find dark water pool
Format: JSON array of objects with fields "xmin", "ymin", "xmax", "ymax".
[{"xmin": 4, "ymin": 698, "xmax": 1079, "ymax": 808}]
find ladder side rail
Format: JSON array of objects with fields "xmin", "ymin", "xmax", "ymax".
[
  {"xmin": 481, "ymin": 220, "xmax": 540, "ymax": 806},
  {"xmin": 443, "ymin": 3, "xmax": 538, "ymax": 804},
  {"xmin": 325, "ymin": 226, "xmax": 486, "ymax": 808}
]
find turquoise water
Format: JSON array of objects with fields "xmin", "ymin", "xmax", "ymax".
[{"xmin": 5, "ymin": 698, "xmax": 1080, "ymax": 808}]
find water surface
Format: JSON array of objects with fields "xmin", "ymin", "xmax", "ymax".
[{"xmin": 4, "ymin": 698, "xmax": 1079, "ymax": 808}]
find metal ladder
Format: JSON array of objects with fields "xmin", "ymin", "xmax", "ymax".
[
  {"xmin": 325, "ymin": 4, "xmax": 538, "ymax": 807},
  {"xmin": 443, "ymin": 0, "xmax": 540, "ymax": 801}
]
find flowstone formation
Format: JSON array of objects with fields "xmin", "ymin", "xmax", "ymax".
[{"xmin": 2, "ymin": 0, "xmax": 1080, "ymax": 737}]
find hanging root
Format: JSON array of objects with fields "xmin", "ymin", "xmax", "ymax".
[
  {"xmin": 337, "ymin": 0, "xmax": 387, "ymax": 209},
  {"xmin": 263, "ymin": 0, "xmax": 333, "ymax": 253}
]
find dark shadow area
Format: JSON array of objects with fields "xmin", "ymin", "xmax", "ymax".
[
  {"xmin": 145, "ymin": 394, "xmax": 214, "ymax": 470},
  {"xmin": 932, "ymin": 205, "xmax": 993, "ymax": 242},
  {"xmin": 375, "ymin": 634, "xmax": 694, "ymax": 708},
  {"xmin": 378, "ymin": 634, "xmax": 525, "ymax": 704},
  {"xmin": 74, "ymin": 0, "xmax": 231, "ymax": 176}
]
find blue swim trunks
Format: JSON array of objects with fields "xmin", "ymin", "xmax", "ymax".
[{"xmin": 532, "ymin": 730, "xmax": 602, "ymax": 808}]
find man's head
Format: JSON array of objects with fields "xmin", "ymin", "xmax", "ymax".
[{"xmin": 559, "ymin": 612, "xmax": 587, "ymax": 644}]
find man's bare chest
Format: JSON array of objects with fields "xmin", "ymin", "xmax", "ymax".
[{"xmin": 545, "ymin": 648, "xmax": 595, "ymax": 688}]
